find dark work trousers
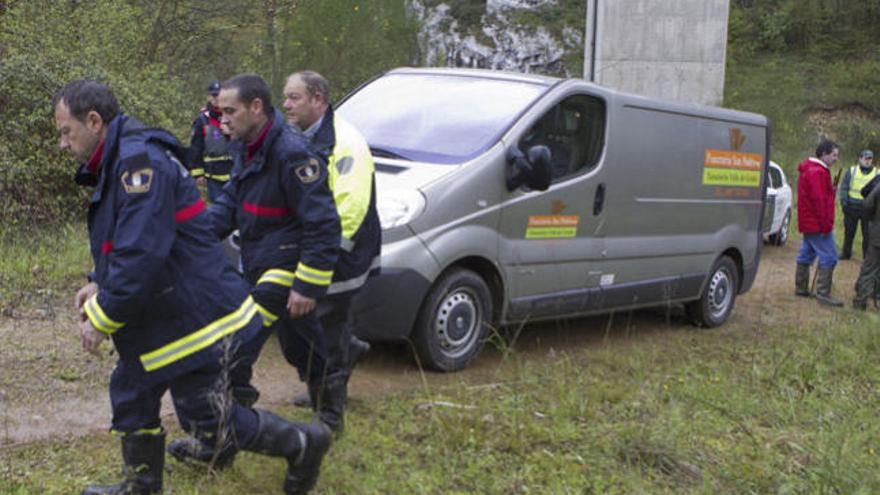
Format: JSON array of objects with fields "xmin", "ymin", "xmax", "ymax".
[
  {"xmin": 226, "ymin": 279, "xmax": 331, "ymax": 402},
  {"xmin": 110, "ymin": 356, "xmax": 258, "ymax": 450},
  {"xmin": 854, "ymin": 240, "xmax": 880, "ymax": 305},
  {"xmin": 841, "ymin": 204, "xmax": 870, "ymax": 259},
  {"xmin": 283, "ymin": 291, "xmax": 354, "ymax": 382}
]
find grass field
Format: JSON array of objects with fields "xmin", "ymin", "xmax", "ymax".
[{"xmin": 2, "ymin": 287, "xmax": 878, "ymax": 494}]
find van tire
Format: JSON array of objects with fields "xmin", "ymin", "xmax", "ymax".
[
  {"xmin": 686, "ymin": 256, "xmax": 738, "ymax": 328},
  {"xmin": 412, "ymin": 268, "xmax": 493, "ymax": 372}
]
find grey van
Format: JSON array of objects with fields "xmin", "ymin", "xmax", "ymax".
[{"xmin": 337, "ymin": 67, "xmax": 769, "ymax": 371}]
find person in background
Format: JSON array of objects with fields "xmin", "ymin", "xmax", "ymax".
[
  {"xmin": 852, "ymin": 171, "xmax": 880, "ymax": 309},
  {"xmin": 837, "ymin": 149, "xmax": 876, "ymax": 259},
  {"xmin": 794, "ymin": 139, "xmax": 844, "ymax": 307},
  {"xmin": 188, "ymin": 81, "xmax": 233, "ymax": 201}
]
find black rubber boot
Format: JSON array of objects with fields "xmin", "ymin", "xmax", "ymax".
[
  {"xmin": 293, "ymin": 336, "xmax": 369, "ymax": 409},
  {"xmin": 82, "ymin": 430, "xmax": 165, "ymax": 495},
  {"xmin": 347, "ymin": 335, "xmax": 371, "ymax": 372},
  {"xmin": 292, "ymin": 389, "xmax": 313, "ymax": 408},
  {"xmin": 244, "ymin": 409, "xmax": 332, "ymax": 495},
  {"xmin": 166, "ymin": 435, "xmax": 237, "ymax": 471},
  {"xmin": 815, "ymin": 267, "xmax": 844, "ymax": 307},
  {"xmin": 232, "ymin": 385, "xmax": 260, "ymax": 408},
  {"xmin": 315, "ymin": 372, "xmax": 347, "ymax": 435},
  {"xmin": 795, "ymin": 263, "xmax": 812, "ymax": 297}
]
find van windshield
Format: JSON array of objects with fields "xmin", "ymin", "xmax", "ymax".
[{"xmin": 337, "ymin": 73, "xmax": 547, "ymax": 164}]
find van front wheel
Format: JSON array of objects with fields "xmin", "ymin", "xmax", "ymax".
[
  {"xmin": 412, "ymin": 268, "xmax": 493, "ymax": 372},
  {"xmin": 686, "ymin": 256, "xmax": 738, "ymax": 328}
]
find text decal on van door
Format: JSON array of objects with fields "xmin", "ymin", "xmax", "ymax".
[
  {"xmin": 526, "ymin": 215, "xmax": 579, "ymax": 239},
  {"xmin": 702, "ymin": 150, "xmax": 763, "ymax": 187}
]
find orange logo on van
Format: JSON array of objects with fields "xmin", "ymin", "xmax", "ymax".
[
  {"xmin": 551, "ymin": 200, "xmax": 567, "ymax": 214},
  {"xmin": 729, "ymin": 128, "xmax": 746, "ymax": 151}
]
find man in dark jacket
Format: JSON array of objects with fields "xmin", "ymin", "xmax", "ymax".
[
  {"xmin": 188, "ymin": 81, "xmax": 233, "ymax": 201},
  {"xmin": 853, "ymin": 174, "xmax": 880, "ymax": 309},
  {"xmin": 54, "ymin": 80, "xmax": 330, "ymax": 495},
  {"xmin": 837, "ymin": 149, "xmax": 876, "ymax": 259},
  {"xmin": 281, "ymin": 70, "xmax": 381, "ymax": 433},
  {"xmin": 794, "ymin": 139, "xmax": 843, "ymax": 306},
  {"xmin": 167, "ymin": 74, "xmax": 342, "ymax": 467}
]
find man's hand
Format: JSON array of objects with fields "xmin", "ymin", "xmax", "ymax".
[
  {"xmin": 78, "ymin": 319, "xmax": 107, "ymax": 356},
  {"xmin": 286, "ymin": 289, "xmax": 316, "ymax": 318},
  {"xmin": 74, "ymin": 282, "xmax": 98, "ymax": 322},
  {"xmin": 196, "ymin": 177, "xmax": 207, "ymax": 186}
]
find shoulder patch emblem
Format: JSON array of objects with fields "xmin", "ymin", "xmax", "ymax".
[
  {"xmin": 121, "ymin": 168, "xmax": 154, "ymax": 194},
  {"xmin": 295, "ymin": 159, "xmax": 321, "ymax": 184}
]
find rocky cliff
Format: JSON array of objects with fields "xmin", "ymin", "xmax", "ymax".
[{"xmin": 408, "ymin": 0, "xmax": 585, "ymax": 77}]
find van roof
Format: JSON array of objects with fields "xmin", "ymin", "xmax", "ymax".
[
  {"xmin": 386, "ymin": 67, "xmax": 559, "ymax": 86},
  {"xmin": 383, "ymin": 67, "xmax": 767, "ymax": 127}
]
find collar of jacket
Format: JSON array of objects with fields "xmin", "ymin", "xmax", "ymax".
[
  {"xmin": 234, "ymin": 110, "xmax": 288, "ymax": 178},
  {"xmin": 311, "ymin": 106, "xmax": 337, "ymax": 157},
  {"xmin": 808, "ymin": 157, "xmax": 829, "ymax": 170},
  {"xmin": 88, "ymin": 114, "xmax": 148, "ymax": 204}
]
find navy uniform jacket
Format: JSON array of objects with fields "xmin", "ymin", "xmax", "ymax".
[
  {"xmin": 209, "ymin": 110, "xmax": 340, "ymax": 302},
  {"xmin": 78, "ymin": 114, "xmax": 262, "ymax": 388},
  {"xmin": 309, "ymin": 107, "xmax": 381, "ymax": 295}
]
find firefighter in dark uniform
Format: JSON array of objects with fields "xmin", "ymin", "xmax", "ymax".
[
  {"xmin": 281, "ymin": 70, "xmax": 381, "ymax": 433},
  {"xmin": 54, "ymin": 80, "xmax": 330, "ymax": 495},
  {"xmin": 166, "ymin": 74, "xmax": 342, "ymax": 466},
  {"xmin": 188, "ymin": 81, "xmax": 234, "ymax": 202}
]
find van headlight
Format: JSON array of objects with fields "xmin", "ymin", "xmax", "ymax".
[{"xmin": 377, "ymin": 189, "xmax": 426, "ymax": 230}]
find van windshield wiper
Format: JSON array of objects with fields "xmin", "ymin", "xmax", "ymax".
[{"xmin": 370, "ymin": 146, "xmax": 411, "ymax": 161}]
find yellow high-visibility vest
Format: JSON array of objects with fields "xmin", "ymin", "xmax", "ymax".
[
  {"xmin": 849, "ymin": 165, "xmax": 878, "ymax": 200},
  {"xmin": 327, "ymin": 116, "xmax": 375, "ymax": 244}
]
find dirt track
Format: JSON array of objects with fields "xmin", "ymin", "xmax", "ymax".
[{"xmin": 0, "ymin": 241, "xmax": 865, "ymax": 445}]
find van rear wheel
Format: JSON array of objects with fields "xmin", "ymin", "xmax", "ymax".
[
  {"xmin": 412, "ymin": 268, "xmax": 493, "ymax": 372},
  {"xmin": 686, "ymin": 256, "xmax": 738, "ymax": 328}
]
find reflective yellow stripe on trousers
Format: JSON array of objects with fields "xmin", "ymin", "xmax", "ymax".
[{"xmin": 139, "ymin": 296, "xmax": 258, "ymax": 372}]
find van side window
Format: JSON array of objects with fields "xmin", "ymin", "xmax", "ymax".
[
  {"xmin": 519, "ymin": 94, "xmax": 606, "ymax": 181},
  {"xmin": 768, "ymin": 166, "xmax": 782, "ymax": 189}
]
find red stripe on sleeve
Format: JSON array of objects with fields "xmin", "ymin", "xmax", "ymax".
[
  {"xmin": 175, "ymin": 199, "xmax": 206, "ymax": 224},
  {"xmin": 101, "ymin": 241, "xmax": 113, "ymax": 256},
  {"xmin": 243, "ymin": 202, "xmax": 291, "ymax": 217}
]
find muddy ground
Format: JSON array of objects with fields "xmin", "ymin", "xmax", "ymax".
[{"xmin": 0, "ymin": 241, "xmax": 866, "ymax": 446}]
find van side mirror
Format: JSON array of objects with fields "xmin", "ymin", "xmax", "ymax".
[{"xmin": 506, "ymin": 145, "xmax": 552, "ymax": 192}]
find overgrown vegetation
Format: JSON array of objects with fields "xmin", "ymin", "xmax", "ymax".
[
  {"xmin": 725, "ymin": 0, "xmax": 880, "ymax": 172},
  {"xmin": 0, "ymin": 0, "xmax": 417, "ymax": 226}
]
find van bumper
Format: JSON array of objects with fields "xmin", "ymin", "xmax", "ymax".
[{"xmin": 350, "ymin": 268, "xmax": 432, "ymax": 342}]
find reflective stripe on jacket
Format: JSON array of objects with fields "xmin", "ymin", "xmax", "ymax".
[{"xmin": 78, "ymin": 114, "xmax": 261, "ymax": 387}]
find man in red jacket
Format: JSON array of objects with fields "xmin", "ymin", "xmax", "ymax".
[{"xmin": 795, "ymin": 139, "xmax": 844, "ymax": 306}]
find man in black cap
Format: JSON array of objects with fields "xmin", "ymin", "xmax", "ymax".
[
  {"xmin": 188, "ymin": 81, "xmax": 234, "ymax": 202},
  {"xmin": 838, "ymin": 149, "xmax": 877, "ymax": 259}
]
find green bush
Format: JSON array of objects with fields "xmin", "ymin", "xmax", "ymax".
[{"xmin": 0, "ymin": 0, "xmax": 192, "ymax": 227}]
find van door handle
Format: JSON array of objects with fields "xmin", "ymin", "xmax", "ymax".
[{"xmin": 593, "ymin": 183, "xmax": 605, "ymax": 216}]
